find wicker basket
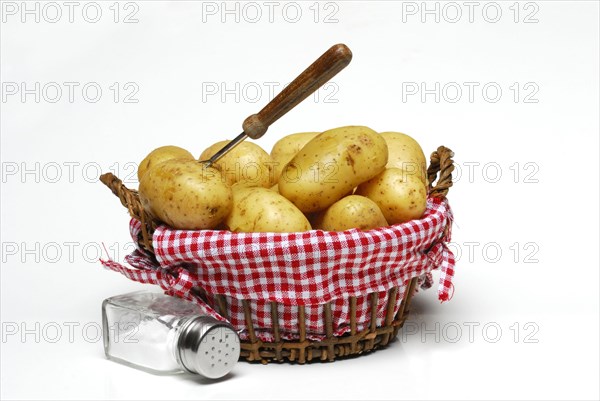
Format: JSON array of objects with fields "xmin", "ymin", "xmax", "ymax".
[{"xmin": 100, "ymin": 146, "xmax": 454, "ymax": 364}]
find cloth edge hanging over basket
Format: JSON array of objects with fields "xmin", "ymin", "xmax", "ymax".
[
  {"xmin": 101, "ymin": 196, "xmax": 453, "ymax": 340},
  {"xmin": 99, "ymin": 146, "xmax": 456, "ymax": 363}
]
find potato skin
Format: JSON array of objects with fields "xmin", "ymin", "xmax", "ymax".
[
  {"xmin": 200, "ymin": 140, "xmax": 275, "ymax": 188},
  {"xmin": 270, "ymin": 132, "xmax": 320, "ymax": 182},
  {"xmin": 225, "ymin": 187, "xmax": 311, "ymax": 233},
  {"xmin": 380, "ymin": 132, "xmax": 427, "ymax": 184},
  {"xmin": 312, "ymin": 195, "xmax": 388, "ymax": 231},
  {"xmin": 138, "ymin": 146, "xmax": 194, "ymax": 181},
  {"xmin": 139, "ymin": 159, "xmax": 232, "ymax": 230},
  {"xmin": 356, "ymin": 168, "xmax": 427, "ymax": 225},
  {"xmin": 279, "ymin": 126, "xmax": 388, "ymax": 213}
]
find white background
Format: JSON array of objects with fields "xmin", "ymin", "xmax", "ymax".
[{"xmin": 1, "ymin": 1, "xmax": 599, "ymax": 400}]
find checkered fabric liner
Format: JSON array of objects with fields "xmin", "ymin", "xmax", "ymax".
[{"xmin": 101, "ymin": 197, "xmax": 455, "ymax": 341}]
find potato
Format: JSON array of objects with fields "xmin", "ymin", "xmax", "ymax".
[
  {"xmin": 225, "ymin": 186, "xmax": 311, "ymax": 233},
  {"xmin": 138, "ymin": 145, "xmax": 194, "ymax": 181},
  {"xmin": 356, "ymin": 168, "xmax": 427, "ymax": 225},
  {"xmin": 380, "ymin": 132, "xmax": 427, "ymax": 184},
  {"xmin": 139, "ymin": 159, "xmax": 232, "ymax": 230},
  {"xmin": 312, "ymin": 195, "xmax": 388, "ymax": 231},
  {"xmin": 279, "ymin": 126, "xmax": 388, "ymax": 213},
  {"xmin": 199, "ymin": 141, "xmax": 275, "ymax": 188},
  {"xmin": 270, "ymin": 132, "xmax": 319, "ymax": 182}
]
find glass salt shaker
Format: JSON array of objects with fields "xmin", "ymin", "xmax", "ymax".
[{"xmin": 102, "ymin": 291, "xmax": 240, "ymax": 379}]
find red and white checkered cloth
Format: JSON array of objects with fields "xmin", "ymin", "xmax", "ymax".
[{"xmin": 101, "ymin": 197, "xmax": 455, "ymax": 341}]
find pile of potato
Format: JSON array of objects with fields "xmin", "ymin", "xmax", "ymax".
[{"xmin": 137, "ymin": 126, "xmax": 428, "ymax": 232}]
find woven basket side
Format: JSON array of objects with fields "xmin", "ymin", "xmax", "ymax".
[{"xmin": 235, "ymin": 278, "xmax": 418, "ymax": 363}]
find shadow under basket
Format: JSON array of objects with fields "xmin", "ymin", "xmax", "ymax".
[{"xmin": 100, "ymin": 146, "xmax": 455, "ymax": 364}]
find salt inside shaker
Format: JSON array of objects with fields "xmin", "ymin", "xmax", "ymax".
[{"xmin": 102, "ymin": 291, "xmax": 240, "ymax": 379}]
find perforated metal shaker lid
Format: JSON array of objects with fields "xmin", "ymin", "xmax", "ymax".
[{"xmin": 176, "ymin": 315, "xmax": 240, "ymax": 379}]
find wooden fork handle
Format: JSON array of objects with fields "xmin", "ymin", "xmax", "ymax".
[{"xmin": 242, "ymin": 43, "xmax": 352, "ymax": 139}]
